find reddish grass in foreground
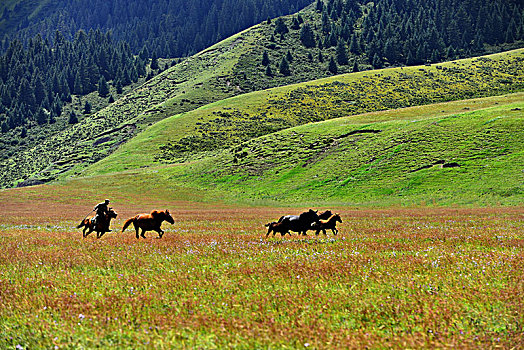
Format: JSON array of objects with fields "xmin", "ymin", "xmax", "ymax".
[{"xmin": 0, "ymin": 185, "xmax": 523, "ymax": 348}]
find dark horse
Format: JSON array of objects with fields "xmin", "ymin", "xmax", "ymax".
[
  {"xmin": 121, "ymin": 209, "xmax": 174, "ymax": 239},
  {"xmin": 77, "ymin": 208, "xmax": 118, "ymax": 239},
  {"xmin": 276, "ymin": 209, "xmax": 320, "ymax": 236}
]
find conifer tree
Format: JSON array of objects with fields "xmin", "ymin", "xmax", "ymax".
[
  {"xmin": 115, "ymin": 80, "xmax": 123, "ymax": 94},
  {"xmin": 150, "ymin": 53, "xmax": 159, "ymax": 70},
  {"xmin": 336, "ymin": 39, "xmax": 348, "ymax": 65},
  {"xmin": 349, "ymin": 34, "xmax": 360, "ymax": 54},
  {"xmin": 372, "ymin": 53, "xmax": 383, "ymax": 69},
  {"xmin": 352, "ymin": 59, "xmax": 359, "ymax": 72},
  {"xmin": 274, "ymin": 18, "xmax": 289, "ymax": 35},
  {"xmin": 286, "ymin": 50, "xmax": 293, "ymax": 63},
  {"xmin": 73, "ymin": 71, "xmax": 83, "ymax": 95},
  {"xmin": 35, "ymin": 107, "xmax": 47, "ymax": 125},
  {"xmin": 328, "ymin": 56, "xmax": 338, "ymax": 74},
  {"xmin": 265, "ymin": 64, "xmax": 273, "ymax": 77},
  {"xmin": 318, "ymin": 51, "xmax": 324, "ymax": 63},
  {"xmin": 98, "ymin": 76, "xmax": 109, "ymax": 97},
  {"xmin": 262, "ymin": 51, "xmax": 270, "ymax": 66},
  {"xmin": 300, "ymin": 24, "xmax": 316, "ymax": 48},
  {"xmin": 68, "ymin": 111, "xmax": 78, "ymax": 124},
  {"xmin": 83, "ymin": 100, "xmax": 91, "ymax": 114},
  {"xmin": 279, "ymin": 56, "xmax": 290, "ymax": 76},
  {"xmin": 291, "ymin": 17, "xmax": 301, "ymax": 30}
]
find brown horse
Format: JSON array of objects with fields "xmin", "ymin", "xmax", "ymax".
[
  {"xmin": 311, "ymin": 213, "xmax": 342, "ymax": 236},
  {"xmin": 264, "ymin": 221, "xmax": 290, "ymax": 237},
  {"xmin": 121, "ymin": 209, "xmax": 174, "ymax": 239},
  {"xmin": 77, "ymin": 208, "xmax": 118, "ymax": 239}
]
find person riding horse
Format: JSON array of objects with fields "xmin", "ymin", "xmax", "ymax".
[{"xmin": 92, "ymin": 199, "xmax": 111, "ymax": 232}]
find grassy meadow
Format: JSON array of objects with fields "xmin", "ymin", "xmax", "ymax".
[{"xmin": 0, "ymin": 181, "xmax": 523, "ymax": 348}]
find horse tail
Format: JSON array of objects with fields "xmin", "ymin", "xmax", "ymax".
[
  {"xmin": 265, "ymin": 222, "xmax": 271, "ymax": 227},
  {"xmin": 121, "ymin": 217, "xmax": 135, "ymax": 233},
  {"xmin": 77, "ymin": 220, "xmax": 85, "ymax": 229}
]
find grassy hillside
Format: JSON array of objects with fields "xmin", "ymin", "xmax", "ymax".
[
  {"xmin": 71, "ymin": 49, "xmax": 524, "ymax": 205},
  {"xmin": 77, "ymin": 92, "xmax": 523, "ymax": 206},
  {"xmin": 0, "ymin": 8, "xmax": 329, "ymax": 188}
]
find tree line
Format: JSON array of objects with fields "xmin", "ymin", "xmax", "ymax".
[
  {"xmin": 1, "ymin": 0, "xmax": 312, "ymax": 58},
  {"xmin": 0, "ymin": 29, "xmax": 145, "ymax": 132},
  {"xmin": 314, "ymin": 0, "xmax": 523, "ymax": 69}
]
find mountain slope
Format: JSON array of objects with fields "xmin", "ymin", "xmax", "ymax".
[
  {"xmin": 83, "ymin": 49, "xmax": 524, "ymax": 175},
  {"xmin": 1, "ymin": 2, "xmax": 523, "ymax": 189},
  {"xmin": 70, "ymin": 49, "xmax": 524, "ymax": 206}
]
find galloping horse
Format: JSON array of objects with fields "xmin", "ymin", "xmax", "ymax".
[
  {"xmin": 77, "ymin": 208, "xmax": 118, "ymax": 239},
  {"xmin": 311, "ymin": 213, "xmax": 342, "ymax": 236},
  {"xmin": 121, "ymin": 209, "xmax": 174, "ymax": 239},
  {"xmin": 276, "ymin": 209, "xmax": 320, "ymax": 236}
]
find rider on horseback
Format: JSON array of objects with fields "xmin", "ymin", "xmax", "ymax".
[{"xmin": 92, "ymin": 199, "xmax": 111, "ymax": 232}]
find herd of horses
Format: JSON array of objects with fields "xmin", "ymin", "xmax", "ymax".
[
  {"xmin": 77, "ymin": 208, "xmax": 342, "ymax": 239},
  {"xmin": 265, "ymin": 209, "xmax": 342, "ymax": 237}
]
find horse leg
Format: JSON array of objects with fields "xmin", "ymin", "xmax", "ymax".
[
  {"xmin": 141, "ymin": 228, "xmax": 147, "ymax": 239},
  {"xmin": 157, "ymin": 228, "xmax": 164, "ymax": 238},
  {"xmin": 333, "ymin": 228, "xmax": 338, "ymax": 235},
  {"xmin": 134, "ymin": 223, "xmax": 140, "ymax": 239}
]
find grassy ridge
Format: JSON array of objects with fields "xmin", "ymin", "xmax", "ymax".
[
  {"xmin": 110, "ymin": 97, "xmax": 523, "ymax": 206},
  {"xmin": 187, "ymin": 100, "xmax": 524, "ymax": 205}
]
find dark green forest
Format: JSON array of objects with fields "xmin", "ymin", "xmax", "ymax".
[
  {"xmin": 0, "ymin": 0, "xmax": 313, "ymax": 57},
  {"xmin": 314, "ymin": 0, "xmax": 523, "ymax": 68},
  {"xmin": 0, "ymin": 29, "xmax": 145, "ymax": 133}
]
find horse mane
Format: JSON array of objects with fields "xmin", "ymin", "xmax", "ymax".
[{"xmin": 150, "ymin": 209, "xmax": 169, "ymax": 218}]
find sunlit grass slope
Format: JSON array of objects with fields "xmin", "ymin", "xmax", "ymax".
[
  {"xmin": 75, "ymin": 92, "xmax": 524, "ymax": 206},
  {"xmin": 76, "ymin": 49, "xmax": 524, "ymax": 206},
  {"xmin": 85, "ymin": 49, "xmax": 524, "ymax": 176}
]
